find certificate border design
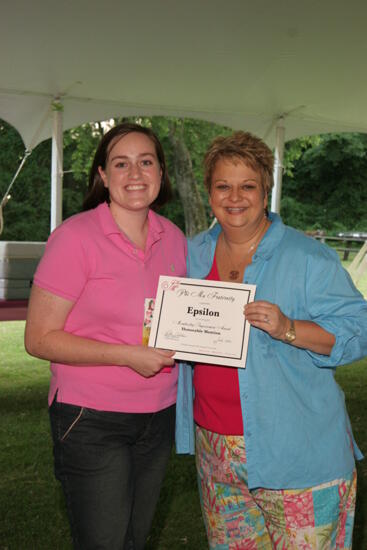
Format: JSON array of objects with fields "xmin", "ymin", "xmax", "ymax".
[
  {"xmin": 149, "ymin": 276, "xmax": 256, "ymax": 368},
  {"xmin": 153, "ymin": 282, "xmax": 251, "ymax": 361}
]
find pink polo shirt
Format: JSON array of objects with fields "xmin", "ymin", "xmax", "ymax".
[{"xmin": 33, "ymin": 202, "xmax": 187, "ymax": 413}]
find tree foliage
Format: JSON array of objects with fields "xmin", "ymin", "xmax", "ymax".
[
  {"xmin": 282, "ymin": 133, "xmax": 367, "ymax": 231},
  {"xmin": 0, "ymin": 119, "xmax": 93, "ymax": 241},
  {"xmin": 1, "ymin": 117, "xmax": 367, "ymax": 242},
  {"xmin": 0, "ymin": 121, "xmax": 51, "ymax": 241}
]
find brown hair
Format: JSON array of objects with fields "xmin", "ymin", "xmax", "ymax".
[
  {"xmin": 83, "ymin": 122, "xmax": 172, "ymax": 211},
  {"xmin": 204, "ymin": 131, "xmax": 274, "ymax": 195}
]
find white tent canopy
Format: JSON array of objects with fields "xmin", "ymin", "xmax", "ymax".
[
  {"xmin": 2, "ymin": 0, "xmax": 367, "ymax": 148},
  {"xmin": 1, "ymin": 0, "xmax": 367, "ymax": 222}
]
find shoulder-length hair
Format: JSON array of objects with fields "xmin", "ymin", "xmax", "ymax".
[{"xmin": 82, "ymin": 122, "xmax": 172, "ymax": 211}]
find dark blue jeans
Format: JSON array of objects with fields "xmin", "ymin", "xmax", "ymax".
[{"xmin": 49, "ymin": 399, "xmax": 175, "ymax": 550}]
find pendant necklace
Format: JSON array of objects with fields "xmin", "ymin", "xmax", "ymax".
[{"xmin": 222, "ymin": 221, "xmax": 269, "ymax": 281}]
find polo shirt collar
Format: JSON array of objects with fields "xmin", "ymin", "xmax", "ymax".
[
  {"xmin": 97, "ymin": 202, "xmax": 120, "ymax": 235},
  {"xmin": 96, "ymin": 201, "xmax": 165, "ymax": 240},
  {"xmin": 147, "ymin": 208, "xmax": 165, "ymax": 237}
]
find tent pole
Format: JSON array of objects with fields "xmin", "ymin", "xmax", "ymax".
[
  {"xmin": 50, "ymin": 99, "xmax": 63, "ymax": 231},
  {"xmin": 271, "ymin": 117, "xmax": 285, "ymax": 214}
]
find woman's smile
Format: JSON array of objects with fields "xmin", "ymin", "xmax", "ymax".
[
  {"xmin": 225, "ymin": 207, "xmax": 247, "ymax": 213},
  {"xmin": 209, "ymin": 158, "xmax": 267, "ymax": 232},
  {"xmin": 98, "ymin": 132, "xmax": 162, "ymax": 217}
]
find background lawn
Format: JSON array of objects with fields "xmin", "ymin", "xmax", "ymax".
[{"xmin": 1, "ymin": 318, "xmax": 366, "ymax": 549}]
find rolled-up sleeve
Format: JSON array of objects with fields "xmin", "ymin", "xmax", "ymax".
[{"xmin": 305, "ymin": 249, "xmax": 367, "ymax": 367}]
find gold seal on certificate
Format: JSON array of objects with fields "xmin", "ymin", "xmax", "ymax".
[{"xmin": 148, "ymin": 276, "xmax": 256, "ymax": 368}]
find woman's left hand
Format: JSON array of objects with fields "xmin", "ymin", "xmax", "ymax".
[{"xmin": 244, "ymin": 300, "xmax": 288, "ymax": 340}]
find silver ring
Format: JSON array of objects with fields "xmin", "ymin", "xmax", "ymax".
[{"xmin": 264, "ymin": 314, "xmax": 269, "ymax": 323}]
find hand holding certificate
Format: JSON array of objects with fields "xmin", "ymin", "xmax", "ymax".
[{"xmin": 148, "ymin": 276, "xmax": 256, "ymax": 368}]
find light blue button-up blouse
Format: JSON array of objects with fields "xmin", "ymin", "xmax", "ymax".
[{"xmin": 176, "ymin": 213, "xmax": 367, "ymax": 489}]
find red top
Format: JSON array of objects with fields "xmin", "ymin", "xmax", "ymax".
[{"xmin": 193, "ymin": 255, "xmax": 244, "ymax": 435}]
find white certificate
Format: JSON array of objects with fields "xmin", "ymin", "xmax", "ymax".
[{"xmin": 148, "ymin": 276, "xmax": 256, "ymax": 368}]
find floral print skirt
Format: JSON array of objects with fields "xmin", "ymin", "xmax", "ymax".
[{"xmin": 195, "ymin": 426, "xmax": 356, "ymax": 549}]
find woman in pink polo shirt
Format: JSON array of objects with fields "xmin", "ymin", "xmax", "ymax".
[{"xmin": 25, "ymin": 122, "xmax": 187, "ymax": 550}]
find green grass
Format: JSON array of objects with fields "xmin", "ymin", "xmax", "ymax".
[
  {"xmin": 0, "ymin": 322, "xmax": 205, "ymax": 550},
  {"xmin": 1, "ymin": 322, "xmax": 367, "ymax": 549}
]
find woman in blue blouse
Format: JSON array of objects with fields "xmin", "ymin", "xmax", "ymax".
[{"xmin": 176, "ymin": 131, "xmax": 367, "ymax": 549}]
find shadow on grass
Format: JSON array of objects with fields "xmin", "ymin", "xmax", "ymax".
[
  {"xmin": 147, "ymin": 453, "xmax": 206, "ymax": 549},
  {"xmin": 0, "ymin": 385, "xmax": 47, "ymax": 413}
]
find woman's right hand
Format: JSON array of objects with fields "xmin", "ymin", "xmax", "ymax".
[{"xmin": 125, "ymin": 346, "xmax": 175, "ymax": 378}]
